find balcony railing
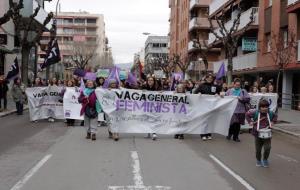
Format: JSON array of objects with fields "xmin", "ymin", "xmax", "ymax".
[
  {"xmin": 190, "ymin": 0, "xmax": 211, "ymax": 10},
  {"xmin": 189, "ymin": 17, "xmax": 210, "ymax": 31},
  {"xmin": 288, "ymin": 0, "xmax": 300, "ymax": 6},
  {"xmin": 209, "ymin": 0, "xmax": 229, "ymax": 16},
  {"xmin": 298, "ymin": 40, "xmax": 300, "ymax": 62},
  {"xmin": 213, "ymin": 52, "xmax": 257, "ymax": 73},
  {"xmin": 208, "ymin": 7, "xmax": 259, "ymax": 45}
]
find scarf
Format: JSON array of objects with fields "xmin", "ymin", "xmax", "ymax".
[
  {"xmin": 83, "ymin": 88, "xmax": 102, "ymax": 113},
  {"xmin": 232, "ymin": 88, "xmax": 241, "ymax": 97}
]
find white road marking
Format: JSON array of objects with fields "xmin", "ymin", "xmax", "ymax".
[
  {"xmin": 108, "ymin": 151, "xmax": 171, "ymax": 190},
  {"xmin": 276, "ymin": 154, "xmax": 299, "ymax": 163},
  {"xmin": 10, "ymin": 154, "xmax": 52, "ymax": 190},
  {"xmin": 209, "ymin": 154, "xmax": 255, "ymax": 190}
]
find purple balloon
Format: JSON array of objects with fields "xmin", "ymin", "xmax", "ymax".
[{"xmin": 84, "ymin": 72, "xmax": 97, "ymax": 81}]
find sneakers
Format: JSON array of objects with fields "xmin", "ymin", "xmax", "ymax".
[
  {"xmin": 91, "ymin": 134, "xmax": 96, "ymax": 141},
  {"xmin": 262, "ymin": 160, "xmax": 269, "ymax": 168},
  {"xmin": 256, "ymin": 160, "xmax": 262, "ymax": 167},
  {"xmin": 207, "ymin": 136, "xmax": 212, "ymax": 140},
  {"xmin": 256, "ymin": 160, "xmax": 269, "ymax": 168},
  {"xmin": 48, "ymin": 118, "xmax": 55, "ymax": 122},
  {"xmin": 152, "ymin": 133, "xmax": 157, "ymax": 141},
  {"xmin": 202, "ymin": 136, "xmax": 207, "ymax": 141},
  {"xmin": 86, "ymin": 132, "xmax": 91, "ymax": 139}
]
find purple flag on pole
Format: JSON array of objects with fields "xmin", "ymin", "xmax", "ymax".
[
  {"xmin": 216, "ymin": 62, "xmax": 226, "ymax": 80},
  {"xmin": 73, "ymin": 68, "xmax": 86, "ymax": 77},
  {"xmin": 103, "ymin": 66, "xmax": 121, "ymax": 88},
  {"xmin": 126, "ymin": 72, "xmax": 137, "ymax": 86},
  {"xmin": 84, "ymin": 72, "xmax": 97, "ymax": 81}
]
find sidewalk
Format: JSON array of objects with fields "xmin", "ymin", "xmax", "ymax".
[{"xmin": 273, "ymin": 108, "xmax": 300, "ymax": 137}]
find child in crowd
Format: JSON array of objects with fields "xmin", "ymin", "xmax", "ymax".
[{"xmin": 246, "ymin": 99, "xmax": 277, "ymax": 168}]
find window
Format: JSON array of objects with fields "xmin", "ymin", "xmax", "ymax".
[
  {"xmin": 266, "ymin": 33, "xmax": 271, "ymax": 52},
  {"xmin": 153, "ymin": 43, "xmax": 160, "ymax": 48},
  {"xmin": 63, "ymin": 19, "xmax": 73, "ymax": 24},
  {"xmin": 268, "ymin": 0, "xmax": 272, "ymax": 7},
  {"xmin": 74, "ymin": 18, "xmax": 85, "ymax": 24},
  {"xmin": 87, "ymin": 19, "xmax": 97, "ymax": 24}
]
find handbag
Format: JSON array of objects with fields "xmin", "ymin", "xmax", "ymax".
[{"xmin": 257, "ymin": 112, "xmax": 272, "ymax": 139}]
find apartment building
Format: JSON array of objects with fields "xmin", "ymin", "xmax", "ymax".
[
  {"xmin": 169, "ymin": 0, "xmax": 190, "ymax": 67},
  {"xmin": 39, "ymin": 11, "xmax": 109, "ymax": 80},
  {"xmin": 188, "ymin": 0, "xmax": 220, "ymax": 80},
  {"xmin": 144, "ymin": 36, "xmax": 169, "ymax": 75}
]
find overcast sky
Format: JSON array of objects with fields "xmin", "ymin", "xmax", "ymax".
[{"xmin": 45, "ymin": 0, "xmax": 169, "ymax": 64}]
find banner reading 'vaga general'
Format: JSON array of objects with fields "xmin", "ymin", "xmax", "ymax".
[{"xmin": 96, "ymin": 88, "xmax": 238, "ymax": 136}]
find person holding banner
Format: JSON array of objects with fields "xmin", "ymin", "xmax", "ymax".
[
  {"xmin": 174, "ymin": 84, "xmax": 186, "ymax": 140},
  {"xmin": 144, "ymin": 76, "xmax": 159, "ymax": 140},
  {"xmin": 79, "ymin": 80, "xmax": 102, "ymax": 141},
  {"xmin": 194, "ymin": 74, "xmax": 221, "ymax": 141},
  {"xmin": 226, "ymin": 78, "xmax": 250, "ymax": 142},
  {"xmin": 48, "ymin": 78, "xmax": 58, "ymax": 122},
  {"xmin": 11, "ymin": 78, "xmax": 26, "ymax": 115},
  {"xmin": 62, "ymin": 80, "xmax": 76, "ymax": 126},
  {"xmin": 246, "ymin": 99, "xmax": 277, "ymax": 167}
]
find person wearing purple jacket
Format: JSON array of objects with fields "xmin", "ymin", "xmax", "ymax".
[
  {"xmin": 246, "ymin": 99, "xmax": 277, "ymax": 167},
  {"xmin": 226, "ymin": 78, "xmax": 250, "ymax": 142}
]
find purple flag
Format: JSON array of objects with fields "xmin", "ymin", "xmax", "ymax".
[
  {"xmin": 216, "ymin": 62, "xmax": 226, "ymax": 80},
  {"xmin": 126, "ymin": 72, "xmax": 137, "ymax": 86},
  {"xmin": 84, "ymin": 72, "xmax": 97, "ymax": 81},
  {"xmin": 73, "ymin": 68, "xmax": 86, "ymax": 77},
  {"xmin": 103, "ymin": 66, "xmax": 121, "ymax": 88},
  {"xmin": 170, "ymin": 73, "xmax": 183, "ymax": 91}
]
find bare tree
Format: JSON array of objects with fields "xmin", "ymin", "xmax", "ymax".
[
  {"xmin": 160, "ymin": 57, "xmax": 175, "ymax": 79},
  {"xmin": 208, "ymin": 5, "xmax": 254, "ymax": 84},
  {"xmin": 2, "ymin": 0, "xmax": 53, "ymax": 84},
  {"xmin": 270, "ymin": 29, "xmax": 297, "ymax": 93},
  {"xmin": 0, "ymin": 0, "xmax": 23, "ymax": 26},
  {"xmin": 69, "ymin": 41, "xmax": 98, "ymax": 70},
  {"xmin": 172, "ymin": 54, "xmax": 190, "ymax": 79}
]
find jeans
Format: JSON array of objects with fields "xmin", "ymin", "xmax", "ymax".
[
  {"xmin": 255, "ymin": 137, "xmax": 271, "ymax": 161},
  {"xmin": 84, "ymin": 115, "xmax": 98, "ymax": 134},
  {"xmin": 0, "ymin": 96, "xmax": 7, "ymax": 109},
  {"xmin": 16, "ymin": 101, "xmax": 23, "ymax": 115}
]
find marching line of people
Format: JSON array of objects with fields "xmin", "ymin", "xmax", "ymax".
[{"xmin": 1, "ymin": 73, "xmax": 279, "ymax": 168}]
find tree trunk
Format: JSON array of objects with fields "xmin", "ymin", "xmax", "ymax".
[
  {"xmin": 227, "ymin": 56, "xmax": 233, "ymax": 85},
  {"xmin": 21, "ymin": 46, "xmax": 30, "ymax": 86},
  {"xmin": 276, "ymin": 70, "xmax": 281, "ymax": 94}
]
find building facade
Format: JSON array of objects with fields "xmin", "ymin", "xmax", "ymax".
[
  {"xmin": 144, "ymin": 36, "xmax": 169, "ymax": 75},
  {"xmin": 39, "ymin": 11, "xmax": 111, "ymax": 80},
  {"xmin": 169, "ymin": 0, "xmax": 190, "ymax": 66},
  {"xmin": 188, "ymin": 0, "xmax": 220, "ymax": 80}
]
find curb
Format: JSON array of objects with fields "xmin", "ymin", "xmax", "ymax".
[
  {"xmin": 273, "ymin": 126, "xmax": 300, "ymax": 138},
  {"xmin": 0, "ymin": 107, "xmax": 28, "ymax": 118}
]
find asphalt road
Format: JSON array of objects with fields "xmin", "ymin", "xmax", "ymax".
[{"xmin": 0, "ymin": 113, "xmax": 300, "ymax": 190}]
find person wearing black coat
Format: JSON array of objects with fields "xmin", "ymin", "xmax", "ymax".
[
  {"xmin": 194, "ymin": 74, "xmax": 221, "ymax": 141},
  {"xmin": 0, "ymin": 76, "xmax": 9, "ymax": 111}
]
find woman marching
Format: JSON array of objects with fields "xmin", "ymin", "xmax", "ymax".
[
  {"xmin": 107, "ymin": 79, "xmax": 120, "ymax": 141},
  {"xmin": 174, "ymin": 84, "xmax": 186, "ymax": 140},
  {"xmin": 78, "ymin": 80, "xmax": 102, "ymax": 141},
  {"xmin": 11, "ymin": 77, "xmax": 26, "ymax": 115},
  {"xmin": 226, "ymin": 78, "xmax": 250, "ymax": 142},
  {"xmin": 143, "ymin": 76, "xmax": 159, "ymax": 140}
]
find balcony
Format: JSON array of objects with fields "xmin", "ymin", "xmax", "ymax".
[
  {"xmin": 208, "ymin": 7, "xmax": 259, "ymax": 45},
  {"xmin": 189, "ymin": 17, "xmax": 210, "ymax": 31},
  {"xmin": 287, "ymin": 0, "xmax": 300, "ymax": 12},
  {"xmin": 190, "ymin": 0, "xmax": 211, "ymax": 10},
  {"xmin": 188, "ymin": 40, "xmax": 208, "ymax": 52},
  {"xmin": 209, "ymin": 0, "xmax": 230, "ymax": 16},
  {"xmin": 288, "ymin": 0, "xmax": 300, "ymax": 6},
  {"xmin": 20, "ymin": 0, "xmax": 52, "ymax": 30},
  {"xmin": 297, "ymin": 40, "xmax": 300, "ymax": 62},
  {"xmin": 213, "ymin": 52, "xmax": 257, "ymax": 73}
]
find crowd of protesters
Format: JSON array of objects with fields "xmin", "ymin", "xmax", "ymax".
[{"xmin": 0, "ymin": 73, "xmax": 278, "ymax": 167}]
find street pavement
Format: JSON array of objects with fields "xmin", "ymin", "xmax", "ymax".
[{"xmin": 0, "ymin": 113, "xmax": 300, "ymax": 190}]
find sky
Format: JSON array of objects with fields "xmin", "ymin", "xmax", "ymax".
[{"xmin": 45, "ymin": 0, "xmax": 170, "ymax": 64}]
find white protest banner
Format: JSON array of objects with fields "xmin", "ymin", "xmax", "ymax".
[
  {"xmin": 242, "ymin": 93, "xmax": 278, "ymax": 129},
  {"xmin": 26, "ymin": 86, "xmax": 64, "ymax": 121},
  {"xmin": 96, "ymin": 88, "xmax": 238, "ymax": 136},
  {"xmin": 249, "ymin": 93, "xmax": 278, "ymax": 112},
  {"xmin": 63, "ymin": 87, "xmax": 84, "ymax": 120}
]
